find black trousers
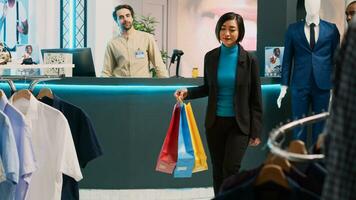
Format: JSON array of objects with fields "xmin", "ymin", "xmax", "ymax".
[{"xmin": 206, "ymin": 116, "xmax": 250, "ymax": 196}]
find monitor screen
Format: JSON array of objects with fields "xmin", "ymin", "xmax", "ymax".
[{"xmin": 41, "ymin": 48, "xmax": 96, "ymax": 77}]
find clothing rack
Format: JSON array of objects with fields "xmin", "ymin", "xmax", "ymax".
[
  {"xmin": 0, "ymin": 77, "xmax": 17, "ymax": 92},
  {"xmin": 0, "ymin": 63, "xmax": 72, "ymax": 92},
  {"xmin": 0, "ymin": 74, "xmax": 64, "ymax": 92},
  {"xmin": 267, "ymin": 112, "xmax": 329, "ymax": 162}
]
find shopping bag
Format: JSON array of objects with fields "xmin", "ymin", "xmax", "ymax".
[
  {"xmin": 173, "ymin": 103, "xmax": 195, "ymax": 178},
  {"xmin": 155, "ymin": 103, "xmax": 180, "ymax": 174},
  {"xmin": 185, "ymin": 103, "xmax": 208, "ymax": 172}
]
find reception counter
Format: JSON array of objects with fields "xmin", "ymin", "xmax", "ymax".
[{"xmin": 0, "ymin": 77, "xmax": 291, "ymax": 189}]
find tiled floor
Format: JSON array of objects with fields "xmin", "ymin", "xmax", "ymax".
[{"xmin": 80, "ymin": 187, "xmax": 214, "ymax": 200}]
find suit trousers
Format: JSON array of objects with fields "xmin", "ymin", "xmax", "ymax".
[
  {"xmin": 206, "ymin": 116, "xmax": 249, "ymax": 196},
  {"xmin": 291, "ymin": 76, "xmax": 330, "ymax": 144}
]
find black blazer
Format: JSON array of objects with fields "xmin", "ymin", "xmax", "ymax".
[{"xmin": 187, "ymin": 45, "xmax": 263, "ymax": 138}]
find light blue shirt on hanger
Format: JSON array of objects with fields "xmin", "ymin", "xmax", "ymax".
[
  {"xmin": 0, "ymin": 92, "xmax": 37, "ymax": 200},
  {"xmin": 0, "ymin": 156, "xmax": 5, "ymax": 183},
  {"xmin": 0, "ymin": 110, "xmax": 19, "ymax": 200}
]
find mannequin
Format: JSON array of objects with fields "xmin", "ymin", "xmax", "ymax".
[{"xmin": 277, "ymin": 0, "xmax": 340, "ymax": 144}]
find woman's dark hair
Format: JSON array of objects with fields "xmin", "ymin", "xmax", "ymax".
[
  {"xmin": 112, "ymin": 4, "xmax": 135, "ymax": 21},
  {"xmin": 273, "ymin": 47, "xmax": 280, "ymax": 55},
  {"xmin": 215, "ymin": 12, "xmax": 245, "ymax": 43}
]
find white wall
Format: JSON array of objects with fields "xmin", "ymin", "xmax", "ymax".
[
  {"xmin": 29, "ymin": 0, "xmax": 60, "ymax": 51},
  {"xmin": 176, "ymin": 0, "xmax": 257, "ymax": 77},
  {"xmin": 87, "ymin": 0, "xmax": 116, "ymax": 76},
  {"xmin": 320, "ymin": 0, "xmax": 346, "ymax": 39}
]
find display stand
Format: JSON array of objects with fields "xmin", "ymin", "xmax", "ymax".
[
  {"xmin": 0, "ymin": 64, "xmax": 72, "ymax": 92},
  {"xmin": 0, "ymin": 63, "xmax": 74, "ymax": 70}
]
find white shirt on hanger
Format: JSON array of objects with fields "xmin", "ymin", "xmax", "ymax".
[{"xmin": 10, "ymin": 94, "xmax": 82, "ymax": 200}]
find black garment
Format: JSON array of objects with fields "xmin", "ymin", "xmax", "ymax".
[
  {"xmin": 321, "ymin": 19, "xmax": 356, "ymax": 200},
  {"xmin": 219, "ymin": 165, "xmax": 262, "ymax": 193},
  {"xmin": 206, "ymin": 117, "xmax": 249, "ymax": 195},
  {"xmin": 40, "ymin": 95, "xmax": 103, "ymax": 200},
  {"xmin": 215, "ymin": 172, "xmax": 319, "ymax": 200},
  {"xmin": 186, "ymin": 45, "xmax": 263, "ymax": 139},
  {"xmin": 21, "ymin": 57, "xmax": 36, "ymax": 65},
  {"xmin": 303, "ymin": 163, "xmax": 326, "ymax": 195},
  {"xmin": 220, "ymin": 164, "xmax": 324, "ymax": 197}
]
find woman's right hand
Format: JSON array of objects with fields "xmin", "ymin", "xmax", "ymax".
[{"xmin": 174, "ymin": 88, "xmax": 188, "ymax": 102}]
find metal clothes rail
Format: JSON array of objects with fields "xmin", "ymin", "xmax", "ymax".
[{"xmin": 267, "ymin": 112, "xmax": 329, "ymax": 162}]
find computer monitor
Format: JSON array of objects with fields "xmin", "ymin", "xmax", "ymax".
[{"xmin": 41, "ymin": 47, "xmax": 96, "ymax": 77}]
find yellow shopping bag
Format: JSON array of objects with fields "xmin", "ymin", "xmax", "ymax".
[{"xmin": 185, "ymin": 103, "xmax": 208, "ymax": 172}]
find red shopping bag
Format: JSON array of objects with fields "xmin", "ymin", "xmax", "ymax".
[{"xmin": 155, "ymin": 103, "xmax": 181, "ymax": 174}]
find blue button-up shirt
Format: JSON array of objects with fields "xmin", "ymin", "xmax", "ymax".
[
  {"xmin": 0, "ymin": 156, "xmax": 5, "ymax": 183},
  {"xmin": 0, "ymin": 92, "xmax": 36, "ymax": 200},
  {"xmin": 0, "ymin": 110, "xmax": 19, "ymax": 200}
]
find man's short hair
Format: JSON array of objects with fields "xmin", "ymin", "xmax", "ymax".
[
  {"xmin": 215, "ymin": 12, "xmax": 245, "ymax": 43},
  {"xmin": 112, "ymin": 4, "xmax": 135, "ymax": 21}
]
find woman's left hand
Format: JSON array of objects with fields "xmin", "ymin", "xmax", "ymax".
[{"xmin": 249, "ymin": 137, "xmax": 261, "ymax": 146}]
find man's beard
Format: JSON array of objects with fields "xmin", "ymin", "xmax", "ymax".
[{"xmin": 122, "ymin": 22, "xmax": 132, "ymax": 31}]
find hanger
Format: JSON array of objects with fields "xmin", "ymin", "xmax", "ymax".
[
  {"xmin": 314, "ymin": 133, "xmax": 326, "ymax": 152},
  {"xmin": 264, "ymin": 153, "xmax": 291, "ymax": 173},
  {"xmin": 268, "ymin": 113, "xmax": 327, "ymax": 162},
  {"xmin": 12, "ymin": 89, "xmax": 32, "ymax": 102},
  {"xmin": 288, "ymin": 140, "xmax": 307, "ymax": 155},
  {"xmin": 255, "ymin": 164, "xmax": 290, "ymax": 189},
  {"xmin": 36, "ymin": 88, "xmax": 53, "ymax": 100}
]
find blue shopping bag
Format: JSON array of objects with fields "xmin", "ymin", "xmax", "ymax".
[{"xmin": 173, "ymin": 103, "xmax": 195, "ymax": 178}]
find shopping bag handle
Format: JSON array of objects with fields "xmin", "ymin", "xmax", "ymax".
[{"xmin": 176, "ymin": 96, "xmax": 183, "ymax": 104}]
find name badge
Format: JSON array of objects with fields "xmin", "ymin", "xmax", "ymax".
[{"xmin": 135, "ymin": 50, "xmax": 145, "ymax": 59}]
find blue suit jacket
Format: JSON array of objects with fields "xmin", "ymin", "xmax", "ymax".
[{"xmin": 281, "ymin": 20, "xmax": 340, "ymax": 90}]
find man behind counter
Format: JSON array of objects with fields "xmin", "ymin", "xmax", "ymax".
[{"xmin": 101, "ymin": 4, "xmax": 169, "ymax": 78}]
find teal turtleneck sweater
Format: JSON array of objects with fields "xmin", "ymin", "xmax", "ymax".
[{"xmin": 217, "ymin": 44, "xmax": 239, "ymax": 117}]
